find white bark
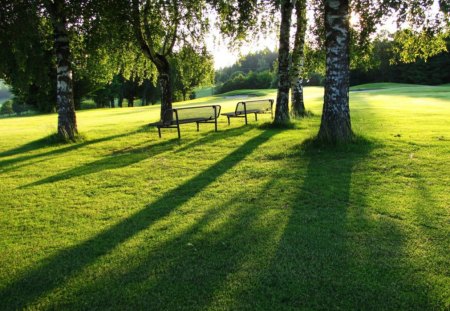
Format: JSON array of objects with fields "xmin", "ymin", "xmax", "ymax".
[{"xmin": 318, "ymin": 0, "xmax": 352, "ymax": 143}]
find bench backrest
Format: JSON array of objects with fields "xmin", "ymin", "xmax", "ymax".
[
  {"xmin": 235, "ymin": 99, "xmax": 273, "ymax": 114},
  {"xmin": 162, "ymin": 105, "xmax": 221, "ymax": 125}
]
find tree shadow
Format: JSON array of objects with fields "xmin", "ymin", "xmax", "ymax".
[
  {"xmin": 21, "ymin": 126, "xmax": 254, "ymax": 188},
  {"xmin": 43, "ymin": 177, "xmax": 284, "ymax": 309},
  {"xmin": 241, "ymin": 138, "xmax": 438, "ymax": 309},
  {"xmin": 0, "ymin": 134, "xmax": 56, "ymax": 158},
  {"xmin": 0, "ymin": 129, "xmax": 278, "ymax": 310},
  {"xmin": 0, "ymin": 131, "xmax": 143, "ymax": 172},
  {"xmin": 20, "ymin": 139, "xmax": 177, "ymax": 188},
  {"xmin": 174, "ymin": 124, "xmax": 257, "ymax": 153}
]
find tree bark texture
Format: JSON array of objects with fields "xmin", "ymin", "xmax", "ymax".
[
  {"xmin": 50, "ymin": 0, "xmax": 77, "ymax": 139},
  {"xmin": 156, "ymin": 55, "xmax": 173, "ymax": 122},
  {"xmin": 290, "ymin": 0, "xmax": 307, "ymax": 117},
  {"xmin": 318, "ymin": 0, "xmax": 353, "ymax": 143},
  {"xmin": 274, "ymin": 0, "xmax": 296, "ymax": 124}
]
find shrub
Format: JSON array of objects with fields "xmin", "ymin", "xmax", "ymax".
[
  {"xmin": 12, "ymin": 99, "xmax": 31, "ymax": 115},
  {"xmin": 0, "ymin": 100, "xmax": 14, "ymax": 115}
]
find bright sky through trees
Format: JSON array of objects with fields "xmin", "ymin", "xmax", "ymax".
[
  {"xmin": 207, "ymin": 31, "xmax": 278, "ymax": 69},
  {"xmin": 208, "ymin": 0, "xmax": 444, "ymax": 70}
]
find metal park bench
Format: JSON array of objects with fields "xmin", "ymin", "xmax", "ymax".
[
  {"xmin": 221, "ymin": 99, "xmax": 274, "ymax": 125},
  {"xmin": 156, "ymin": 105, "xmax": 221, "ymax": 138}
]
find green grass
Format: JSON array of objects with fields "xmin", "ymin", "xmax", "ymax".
[{"xmin": 0, "ymin": 84, "xmax": 449, "ymax": 310}]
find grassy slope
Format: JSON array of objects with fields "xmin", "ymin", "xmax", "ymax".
[{"xmin": 0, "ymin": 84, "xmax": 449, "ymax": 310}]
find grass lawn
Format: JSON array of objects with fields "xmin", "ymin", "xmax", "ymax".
[{"xmin": 0, "ymin": 83, "xmax": 449, "ymax": 310}]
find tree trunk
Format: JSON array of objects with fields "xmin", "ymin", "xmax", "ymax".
[
  {"xmin": 141, "ymin": 79, "xmax": 150, "ymax": 106},
  {"xmin": 318, "ymin": 0, "xmax": 352, "ymax": 143},
  {"xmin": 274, "ymin": 0, "xmax": 296, "ymax": 124},
  {"xmin": 118, "ymin": 74, "xmax": 124, "ymax": 108},
  {"xmin": 157, "ymin": 55, "xmax": 173, "ymax": 122},
  {"xmin": 127, "ymin": 97, "xmax": 134, "ymax": 107},
  {"xmin": 290, "ymin": 0, "xmax": 307, "ymax": 117},
  {"xmin": 50, "ymin": 0, "xmax": 77, "ymax": 140}
]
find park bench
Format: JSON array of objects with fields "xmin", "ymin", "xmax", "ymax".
[
  {"xmin": 156, "ymin": 105, "xmax": 221, "ymax": 139},
  {"xmin": 221, "ymin": 99, "xmax": 274, "ymax": 125}
]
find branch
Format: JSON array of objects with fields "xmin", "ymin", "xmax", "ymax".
[
  {"xmin": 162, "ymin": 0, "xmax": 180, "ymax": 56},
  {"xmin": 131, "ymin": 0, "xmax": 162, "ymax": 67}
]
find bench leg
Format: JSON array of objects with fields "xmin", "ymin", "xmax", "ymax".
[
  {"xmin": 255, "ymin": 113, "xmax": 258, "ymax": 121},
  {"xmin": 158, "ymin": 126, "xmax": 161, "ymax": 138},
  {"xmin": 227, "ymin": 116, "xmax": 230, "ymax": 125},
  {"xmin": 177, "ymin": 124, "xmax": 181, "ymax": 139},
  {"xmin": 244, "ymin": 114, "xmax": 248, "ymax": 125},
  {"xmin": 196, "ymin": 122, "xmax": 199, "ymax": 132},
  {"xmin": 215, "ymin": 118, "xmax": 218, "ymax": 132}
]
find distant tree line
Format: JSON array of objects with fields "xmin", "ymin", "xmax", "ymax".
[
  {"xmin": 351, "ymin": 35, "xmax": 450, "ymax": 86},
  {"xmin": 214, "ymin": 48, "xmax": 325, "ymax": 94},
  {"xmin": 215, "ymin": 33, "xmax": 450, "ymax": 95}
]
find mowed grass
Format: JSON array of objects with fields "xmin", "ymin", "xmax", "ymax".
[{"xmin": 0, "ymin": 83, "xmax": 449, "ymax": 310}]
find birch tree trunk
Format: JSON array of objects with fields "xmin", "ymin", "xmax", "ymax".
[
  {"xmin": 274, "ymin": 0, "xmax": 296, "ymax": 124},
  {"xmin": 318, "ymin": 0, "xmax": 352, "ymax": 143},
  {"xmin": 49, "ymin": 0, "xmax": 77, "ymax": 140},
  {"xmin": 290, "ymin": 0, "xmax": 307, "ymax": 117}
]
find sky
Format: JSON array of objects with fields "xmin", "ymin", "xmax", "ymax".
[{"xmin": 207, "ymin": 30, "xmax": 278, "ymax": 70}]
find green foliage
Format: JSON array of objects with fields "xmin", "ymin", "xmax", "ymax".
[
  {"xmin": 0, "ymin": 100, "xmax": 13, "ymax": 115},
  {"xmin": 215, "ymin": 49, "xmax": 278, "ymax": 84},
  {"xmin": 217, "ymin": 70, "xmax": 274, "ymax": 93},
  {"xmin": 11, "ymin": 98, "xmax": 32, "ymax": 115},
  {"xmin": 391, "ymin": 30, "xmax": 448, "ymax": 64},
  {"xmin": 172, "ymin": 46, "xmax": 215, "ymax": 101},
  {"xmin": 0, "ymin": 2, "xmax": 56, "ymax": 112},
  {"xmin": 350, "ymin": 34, "xmax": 450, "ymax": 86}
]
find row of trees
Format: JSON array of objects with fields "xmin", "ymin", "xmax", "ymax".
[
  {"xmin": 271, "ymin": 0, "xmax": 448, "ymax": 142},
  {"xmin": 0, "ymin": 0, "xmax": 218, "ymax": 139},
  {"xmin": 1, "ymin": 0, "xmax": 448, "ymax": 143}
]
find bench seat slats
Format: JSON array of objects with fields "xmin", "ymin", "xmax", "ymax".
[
  {"xmin": 164, "ymin": 117, "xmax": 213, "ymax": 125},
  {"xmin": 221, "ymin": 99, "xmax": 274, "ymax": 125},
  {"xmin": 156, "ymin": 105, "xmax": 221, "ymax": 138}
]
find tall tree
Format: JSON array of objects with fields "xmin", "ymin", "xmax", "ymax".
[
  {"xmin": 314, "ymin": 0, "xmax": 449, "ymax": 143},
  {"xmin": 317, "ymin": 0, "xmax": 352, "ymax": 142},
  {"xmin": 274, "ymin": 0, "xmax": 296, "ymax": 124},
  {"xmin": 1, "ymin": 0, "xmax": 121, "ymax": 139},
  {"xmin": 290, "ymin": 0, "xmax": 307, "ymax": 117},
  {"xmin": 45, "ymin": 0, "xmax": 78, "ymax": 139},
  {"xmin": 113, "ymin": 0, "xmax": 208, "ymax": 121}
]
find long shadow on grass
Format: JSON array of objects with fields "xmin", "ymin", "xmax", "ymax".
[
  {"xmin": 0, "ymin": 131, "xmax": 144, "ymax": 171},
  {"xmin": 22, "ymin": 126, "xmax": 253, "ymax": 188},
  {"xmin": 0, "ymin": 129, "xmax": 277, "ymax": 310},
  {"xmin": 46, "ymin": 178, "xmax": 286, "ymax": 309},
  {"xmin": 243, "ymin": 140, "xmax": 437, "ymax": 309}
]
